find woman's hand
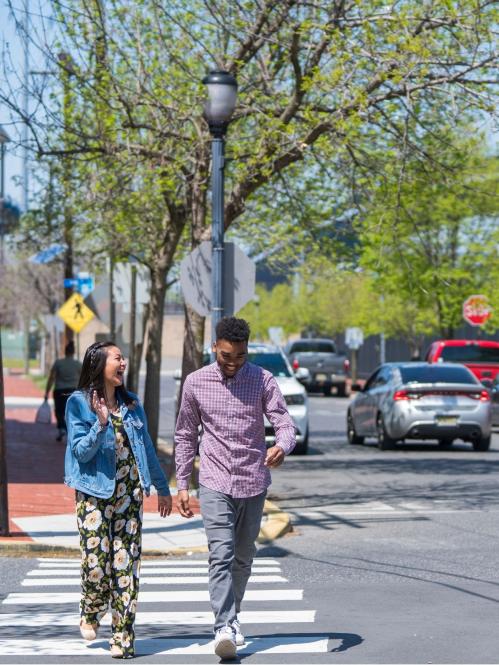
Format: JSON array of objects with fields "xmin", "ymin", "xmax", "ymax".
[
  {"xmin": 158, "ymin": 495, "xmax": 172, "ymax": 517},
  {"xmin": 92, "ymin": 390, "xmax": 109, "ymax": 426}
]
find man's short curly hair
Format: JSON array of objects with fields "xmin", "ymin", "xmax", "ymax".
[{"xmin": 215, "ymin": 316, "xmax": 250, "ymax": 343}]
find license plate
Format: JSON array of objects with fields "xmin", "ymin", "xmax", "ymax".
[
  {"xmin": 435, "ymin": 415, "xmax": 458, "ymax": 426},
  {"xmin": 316, "ymin": 373, "xmax": 328, "ymax": 382}
]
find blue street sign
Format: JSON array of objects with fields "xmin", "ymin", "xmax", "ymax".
[
  {"xmin": 63, "ymin": 274, "xmax": 94, "ymax": 298},
  {"xmin": 29, "ymin": 243, "xmax": 66, "ymax": 264},
  {"xmin": 77, "ymin": 273, "xmax": 94, "ymax": 298}
]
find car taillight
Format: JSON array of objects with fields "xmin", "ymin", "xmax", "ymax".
[
  {"xmin": 343, "ymin": 358, "xmax": 350, "ymax": 373},
  {"xmin": 393, "ymin": 390, "xmax": 421, "ymax": 401},
  {"xmin": 292, "ymin": 358, "xmax": 299, "ymax": 370},
  {"xmin": 469, "ymin": 390, "xmax": 491, "ymax": 402}
]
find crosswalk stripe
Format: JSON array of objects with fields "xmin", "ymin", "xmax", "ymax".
[
  {"xmin": 36, "ymin": 557, "xmax": 281, "ymax": 566},
  {"xmin": 21, "ymin": 574, "xmax": 288, "ymax": 586},
  {"xmin": 4, "ymin": 589, "xmax": 303, "ymax": 604},
  {"xmin": 0, "ymin": 609, "xmax": 316, "ymax": 627},
  {"xmin": 28, "ymin": 566, "xmax": 282, "ymax": 576},
  {"xmin": 0, "ymin": 636, "xmax": 330, "ymax": 655}
]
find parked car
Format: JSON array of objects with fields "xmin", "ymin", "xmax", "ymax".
[
  {"xmin": 347, "ymin": 362, "xmax": 491, "ymax": 451},
  {"xmin": 174, "ymin": 344, "xmax": 310, "ymax": 454},
  {"xmin": 284, "ymin": 338, "xmax": 350, "ymax": 397},
  {"xmin": 425, "ymin": 339, "xmax": 499, "ymax": 385},
  {"xmin": 490, "ymin": 377, "xmax": 499, "ymax": 427}
]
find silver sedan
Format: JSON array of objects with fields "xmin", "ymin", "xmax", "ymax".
[{"xmin": 347, "ymin": 362, "xmax": 492, "ymax": 451}]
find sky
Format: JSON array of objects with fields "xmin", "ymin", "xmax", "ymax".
[{"xmin": 0, "ymin": 0, "xmax": 51, "ymax": 211}]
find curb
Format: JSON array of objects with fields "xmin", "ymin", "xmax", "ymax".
[
  {"xmin": 0, "ymin": 501, "xmax": 292, "ymax": 558},
  {"xmin": 257, "ymin": 499, "xmax": 293, "ymax": 543}
]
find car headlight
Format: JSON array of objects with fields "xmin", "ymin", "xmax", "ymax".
[{"xmin": 285, "ymin": 393, "xmax": 305, "ymax": 406}]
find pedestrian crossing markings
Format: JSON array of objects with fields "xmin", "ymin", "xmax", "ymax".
[{"xmin": 0, "ymin": 557, "xmax": 335, "ymax": 657}]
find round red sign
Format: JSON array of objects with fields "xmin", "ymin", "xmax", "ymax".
[{"xmin": 462, "ymin": 294, "xmax": 492, "ymax": 327}]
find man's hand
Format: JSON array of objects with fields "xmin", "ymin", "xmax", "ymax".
[
  {"xmin": 158, "ymin": 495, "xmax": 172, "ymax": 517},
  {"xmin": 177, "ymin": 489, "xmax": 194, "ymax": 518},
  {"xmin": 265, "ymin": 445, "xmax": 285, "ymax": 468}
]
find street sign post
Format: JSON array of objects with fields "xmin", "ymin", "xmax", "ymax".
[
  {"xmin": 345, "ymin": 327, "xmax": 364, "ymax": 385},
  {"xmin": 180, "ymin": 241, "xmax": 255, "ymax": 319},
  {"xmin": 345, "ymin": 327, "xmax": 364, "ymax": 350},
  {"xmin": 57, "ymin": 293, "xmax": 95, "ymax": 334},
  {"xmin": 463, "ymin": 295, "xmax": 492, "ymax": 327}
]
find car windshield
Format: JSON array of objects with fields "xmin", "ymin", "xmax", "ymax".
[
  {"xmin": 400, "ymin": 365, "xmax": 478, "ymax": 385},
  {"xmin": 440, "ymin": 345, "xmax": 499, "ymax": 363},
  {"xmin": 290, "ymin": 341, "xmax": 336, "ymax": 353},
  {"xmin": 248, "ymin": 353, "xmax": 292, "ymax": 377}
]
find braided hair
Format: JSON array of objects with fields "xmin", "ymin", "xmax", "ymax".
[{"xmin": 78, "ymin": 341, "xmax": 135, "ymax": 410}]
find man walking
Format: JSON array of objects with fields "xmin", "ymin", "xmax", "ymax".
[{"xmin": 175, "ymin": 316, "xmax": 296, "ymax": 659}]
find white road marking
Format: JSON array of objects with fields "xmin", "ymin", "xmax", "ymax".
[
  {"xmin": 21, "ymin": 574, "xmax": 288, "ymax": 586},
  {"xmin": 28, "ymin": 566, "xmax": 282, "ymax": 576},
  {"xmin": 0, "ymin": 636, "xmax": 330, "ymax": 655},
  {"xmin": 0, "ymin": 609, "xmax": 316, "ymax": 627},
  {"xmin": 4, "ymin": 589, "xmax": 303, "ymax": 604},
  {"xmin": 36, "ymin": 557, "xmax": 280, "ymax": 566}
]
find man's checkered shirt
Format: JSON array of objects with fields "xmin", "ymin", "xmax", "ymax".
[{"xmin": 174, "ymin": 361, "xmax": 296, "ymax": 498}]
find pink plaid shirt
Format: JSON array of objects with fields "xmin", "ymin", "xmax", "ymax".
[{"xmin": 175, "ymin": 361, "xmax": 296, "ymax": 498}]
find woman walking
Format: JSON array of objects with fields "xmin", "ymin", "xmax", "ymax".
[{"xmin": 64, "ymin": 341, "xmax": 172, "ymax": 659}]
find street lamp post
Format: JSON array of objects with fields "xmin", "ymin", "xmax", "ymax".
[
  {"xmin": 202, "ymin": 70, "xmax": 238, "ymax": 345},
  {"xmin": 0, "ymin": 124, "xmax": 11, "ymax": 536}
]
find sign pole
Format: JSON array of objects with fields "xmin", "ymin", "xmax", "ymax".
[{"xmin": 211, "ymin": 136, "xmax": 225, "ymax": 348}]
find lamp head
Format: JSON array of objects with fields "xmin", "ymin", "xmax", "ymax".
[{"xmin": 202, "ymin": 70, "xmax": 238, "ymax": 137}]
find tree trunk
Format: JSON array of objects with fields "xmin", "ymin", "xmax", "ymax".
[
  {"xmin": 143, "ymin": 266, "xmax": 167, "ymax": 447},
  {"xmin": 181, "ymin": 304, "xmax": 205, "ymax": 385},
  {"xmin": 169, "ymin": 305, "xmax": 205, "ymax": 482}
]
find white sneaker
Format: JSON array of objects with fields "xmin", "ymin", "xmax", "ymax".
[
  {"xmin": 214, "ymin": 626, "xmax": 237, "ymax": 659},
  {"xmin": 231, "ymin": 618, "xmax": 244, "ymax": 646}
]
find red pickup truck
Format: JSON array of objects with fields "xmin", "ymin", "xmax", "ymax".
[{"xmin": 425, "ymin": 340, "xmax": 499, "ymax": 384}]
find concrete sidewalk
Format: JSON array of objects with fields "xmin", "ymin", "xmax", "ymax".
[{"xmin": 1, "ymin": 374, "xmax": 291, "ymax": 555}]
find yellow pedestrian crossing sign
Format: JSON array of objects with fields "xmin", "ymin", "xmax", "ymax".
[{"xmin": 58, "ymin": 293, "xmax": 95, "ymax": 333}]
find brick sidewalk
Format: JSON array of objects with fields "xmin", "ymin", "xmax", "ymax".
[{"xmin": 1, "ymin": 375, "xmax": 199, "ymax": 542}]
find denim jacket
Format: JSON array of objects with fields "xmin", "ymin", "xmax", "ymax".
[{"xmin": 64, "ymin": 390, "xmax": 170, "ymax": 499}]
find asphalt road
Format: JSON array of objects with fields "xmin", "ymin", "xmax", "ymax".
[{"xmin": 1, "ymin": 389, "xmax": 499, "ymax": 663}]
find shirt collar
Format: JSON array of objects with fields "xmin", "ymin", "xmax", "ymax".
[{"xmin": 212, "ymin": 360, "xmax": 249, "ymax": 384}]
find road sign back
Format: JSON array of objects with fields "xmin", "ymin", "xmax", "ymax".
[{"xmin": 58, "ymin": 293, "xmax": 95, "ymax": 333}]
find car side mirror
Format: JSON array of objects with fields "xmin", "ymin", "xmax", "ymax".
[{"xmin": 295, "ymin": 367, "xmax": 310, "ymax": 381}]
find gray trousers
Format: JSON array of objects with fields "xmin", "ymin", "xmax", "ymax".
[{"xmin": 199, "ymin": 484, "xmax": 266, "ymax": 632}]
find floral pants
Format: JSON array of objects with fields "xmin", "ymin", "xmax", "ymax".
[{"xmin": 76, "ymin": 413, "xmax": 143, "ymax": 657}]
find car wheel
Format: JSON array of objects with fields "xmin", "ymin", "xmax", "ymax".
[
  {"xmin": 473, "ymin": 435, "xmax": 491, "ymax": 452},
  {"xmin": 438, "ymin": 438, "xmax": 454, "ymax": 449},
  {"xmin": 336, "ymin": 383, "xmax": 350, "ymax": 398},
  {"xmin": 291, "ymin": 430, "xmax": 309, "ymax": 455},
  {"xmin": 347, "ymin": 411, "xmax": 364, "ymax": 445},
  {"xmin": 376, "ymin": 414, "xmax": 397, "ymax": 450}
]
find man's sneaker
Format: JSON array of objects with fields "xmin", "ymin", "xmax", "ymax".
[
  {"xmin": 214, "ymin": 626, "xmax": 237, "ymax": 659},
  {"xmin": 231, "ymin": 618, "xmax": 244, "ymax": 646}
]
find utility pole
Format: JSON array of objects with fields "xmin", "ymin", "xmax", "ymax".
[
  {"xmin": 59, "ymin": 52, "xmax": 75, "ymax": 347},
  {"xmin": 127, "ymin": 263, "xmax": 137, "ymax": 393},
  {"xmin": 0, "ymin": 328, "xmax": 9, "ymax": 536},
  {"xmin": 0, "ymin": 126, "xmax": 11, "ymax": 536}
]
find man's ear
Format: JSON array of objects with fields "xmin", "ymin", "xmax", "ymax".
[{"xmin": 212, "ymin": 341, "xmax": 217, "ymax": 353}]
